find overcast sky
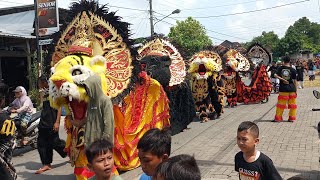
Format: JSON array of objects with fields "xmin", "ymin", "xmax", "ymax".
[{"xmin": 0, "ymin": 0, "xmax": 319, "ymax": 44}]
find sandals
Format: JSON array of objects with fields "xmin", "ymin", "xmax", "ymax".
[{"xmin": 35, "ymin": 166, "xmax": 52, "ymax": 174}]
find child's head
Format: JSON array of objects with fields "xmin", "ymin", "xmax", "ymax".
[
  {"xmin": 237, "ymin": 121, "xmax": 259, "ymax": 154},
  {"xmin": 86, "ymin": 139, "xmax": 114, "ymax": 179},
  {"xmin": 153, "ymin": 154, "xmax": 201, "ymax": 180},
  {"xmin": 137, "ymin": 128, "xmax": 171, "ymax": 176}
]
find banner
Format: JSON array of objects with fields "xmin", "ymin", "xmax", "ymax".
[{"xmin": 37, "ymin": 0, "xmax": 59, "ymax": 36}]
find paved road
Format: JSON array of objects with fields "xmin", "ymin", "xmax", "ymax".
[{"xmin": 12, "ymin": 87, "xmax": 320, "ymax": 180}]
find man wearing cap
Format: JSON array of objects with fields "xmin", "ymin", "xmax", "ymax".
[{"xmin": 10, "ymin": 86, "xmax": 34, "ymax": 145}]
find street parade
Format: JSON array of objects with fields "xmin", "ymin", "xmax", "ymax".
[{"xmin": 0, "ymin": 0, "xmax": 319, "ymax": 180}]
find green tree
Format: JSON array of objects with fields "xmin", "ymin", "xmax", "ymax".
[
  {"xmin": 168, "ymin": 17, "xmax": 212, "ymax": 58},
  {"xmin": 246, "ymin": 31, "xmax": 279, "ymax": 52},
  {"xmin": 275, "ymin": 27, "xmax": 303, "ymax": 57},
  {"xmin": 281, "ymin": 17, "xmax": 320, "ymax": 54},
  {"xmin": 246, "ymin": 17, "xmax": 320, "ymax": 58}
]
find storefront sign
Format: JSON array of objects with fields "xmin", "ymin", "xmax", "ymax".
[{"xmin": 37, "ymin": 0, "xmax": 59, "ymax": 36}]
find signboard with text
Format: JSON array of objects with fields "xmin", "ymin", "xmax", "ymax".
[
  {"xmin": 37, "ymin": 0, "xmax": 59, "ymax": 36},
  {"xmin": 39, "ymin": 39, "xmax": 53, "ymax": 45}
]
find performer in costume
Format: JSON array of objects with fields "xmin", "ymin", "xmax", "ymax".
[
  {"xmin": 113, "ymin": 71, "xmax": 170, "ymax": 171},
  {"xmin": 215, "ymin": 45, "xmax": 271, "ymax": 106},
  {"xmin": 112, "ymin": 38, "xmax": 171, "ymax": 171},
  {"xmin": 188, "ymin": 51, "xmax": 225, "ymax": 122},
  {"xmin": 273, "ymin": 56, "xmax": 297, "ymax": 122},
  {"xmin": 236, "ymin": 43, "xmax": 272, "ymax": 104},
  {"xmin": 47, "ymin": 1, "xmax": 135, "ymax": 179},
  {"xmin": 222, "ymin": 49, "xmax": 251, "ymax": 107},
  {"xmin": 137, "ymin": 37, "xmax": 194, "ymax": 135},
  {"xmin": 47, "ymin": 1, "xmax": 170, "ymax": 175}
]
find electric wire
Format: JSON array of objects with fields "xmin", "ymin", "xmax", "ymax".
[
  {"xmin": 172, "ymin": 0, "xmax": 310, "ymax": 18},
  {"xmin": 155, "ymin": 0, "xmax": 262, "ymax": 11},
  {"xmin": 159, "ymin": 19, "xmax": 224, "ymax": 42},
  {"xmin": 154, "ymin": 11, "xmax": 246, "ymax": 41}
]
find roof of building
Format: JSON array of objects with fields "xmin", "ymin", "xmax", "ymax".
[
  {"xmin": 0, "ymin": 4, "xmax": 68, "ymax": 39},
  {"xmin": 0, "ymin": 10, "xmax": 35, "ymax": 39},
  {"xmin": 0, "ymin": 4, "xmax": 34, "ymax": 16}
]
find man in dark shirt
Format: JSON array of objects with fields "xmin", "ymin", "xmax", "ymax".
[
  {"xmin": 268, "ymin": 61, "xmax": 279, "ymax": 93},
  {"xmin": 273, "ymin": 56, "xmax": 297, "ymax": 122},
  {"xmin": 35, "ymin": 76, "xmax": 66, "ymax": 174},
  {"xmin": 295, "ymin": 60, "xmax": 305, "ymax": 89}
]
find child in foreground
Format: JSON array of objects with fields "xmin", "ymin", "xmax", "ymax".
[
  {"xmin": 86, "ymin": 139, "xmax": 122, "ymax": 180},
  {"xmin": 138, "ymin": 128, "xmax": 171, "ymax": 180},
  {"xmin": 235, "ymin": 121, "xmax": 282, "ymax": 180},
  {"xmin": 153, "ymin": 154, "xmax": 201, "ymax": 180}
]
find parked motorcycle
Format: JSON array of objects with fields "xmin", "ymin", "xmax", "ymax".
[
  {"xmin": 312, "ymin": 90, "xmax": 320, "ymax": 111},
  {"xmin": 3, "ymin": 107, "xmax": 41, "ymax": 149}
]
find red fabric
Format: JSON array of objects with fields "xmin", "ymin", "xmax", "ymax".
[
  {"xmin": 236, "ymin": 65, "xmax": 271, "ymax": 104},
  {"xmin": 274, "ymin": 115, "xmax": 283, "ymax": 121},
  {"xmin": 276, "ymin": 104, "xmax": 287, "ymax": 109},
  {"xmin": 288, "ymin": 104, "xmax": 297, "ymax": 109},
  {"xmin": 74, "ymin": 167, "xmax": 95, "ymax": 178},
  {"xmin": 68, "ymin": 46, "xmax": 93, "ymax": 56},
  {"xmin": 278, "ymin": 95, "xmax": 289, "ymax": 100},
  {"xmin": 288, "ymin": 116, "xmax": 296, "ymax": 120},
  {"xmin": 289, "ymin": 93, "xmax": 297, "ymax": 99}
]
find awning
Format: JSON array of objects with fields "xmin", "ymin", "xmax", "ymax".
[{"xmin": 0, "ymin": 10, "xmax": 35, "ymax": 39}]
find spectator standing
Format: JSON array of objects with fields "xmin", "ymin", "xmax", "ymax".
[
  {"xmin": 295, "ymin": 60, "xmax": 306, "ymax": 89},
  {"xmin": 35, "ymin": 76, "xmax": 67, "ymax": 174},
  {"xmin": 235, "ymin": 121, "xmax": 282, "ymax": 180}
]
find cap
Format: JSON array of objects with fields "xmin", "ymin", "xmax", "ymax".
[{"xmin": 13, "ymin": 87, "xmax": 22, "ymax": 93}]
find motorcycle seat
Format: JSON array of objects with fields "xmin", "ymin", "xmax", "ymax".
[{"xmin": 27, "ymin": 111, "xmax": 42, "ymax": 125}]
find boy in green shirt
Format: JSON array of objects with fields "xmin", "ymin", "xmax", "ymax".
[{"xmin": 86, "ymin": 139, "xmax": 122, "ymax": 180}]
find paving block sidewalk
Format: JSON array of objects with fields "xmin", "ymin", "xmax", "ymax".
[
  {"xmin": 12, "ymin": 87, "xmax": 320, "ymax": 180},
  {"xmin": 122, "ymin": 88, "xmax": 320, "ymax": 180}
]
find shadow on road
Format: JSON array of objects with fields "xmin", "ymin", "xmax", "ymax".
[
  {"xmin": 285, "ymin": 170, "xmax": 320, "ymax": 180},
  {"xmin": 13, "ymin": 146, "xmax": 35, "ymax": 157},
  {"xmin": 15, "ymin": 160, "xmax": 68, "ymax": 171},
  {"xmin": 18, "ymin": 171, "xmax": 74, "ymax": 180}
]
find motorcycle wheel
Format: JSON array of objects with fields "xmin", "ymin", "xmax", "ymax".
[{"xmin": 29, "ymin": 128, "xmax": 39, "ymax": 149}]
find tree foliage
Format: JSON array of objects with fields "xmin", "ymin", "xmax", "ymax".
[
  {"xmin": 246, "ymin": 17, "xmax": 320, "ymax": 58},
  {"xmin": 168, "ymin": 17, "xmax": 212, "ymax": 58},
  {"xmin": 244, "ymin": 31, "xmax": 279, "ymax": 52}
]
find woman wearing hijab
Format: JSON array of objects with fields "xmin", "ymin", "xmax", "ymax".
[{"xmin": 10, "ymin": 86, "xmax": 34, "ymax": 145}]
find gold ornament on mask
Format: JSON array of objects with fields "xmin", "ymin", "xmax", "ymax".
[
  {"xmin": 51, "ymin": 11, "xmax": 133, "ymax": 97},
  {"xmin": 138, "ymin": 38, "xmax": 186, "ymax": 86}
]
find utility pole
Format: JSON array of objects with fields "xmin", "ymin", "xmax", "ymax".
[
  {"xmin": 34, "ymin": 0, "xmax": 40, "ymax": 89},
  {"xmin": 149, "ymin": 0, "xmax": 154, "ymax": 37}
]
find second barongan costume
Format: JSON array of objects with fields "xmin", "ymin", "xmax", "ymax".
[
  {"xmin": 188, "ymin": 51, "xmax": 225, "ymax": 122},
  {"xmin": 137, "ymin": 38, "xmax": 195, "ymax": 134}
]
